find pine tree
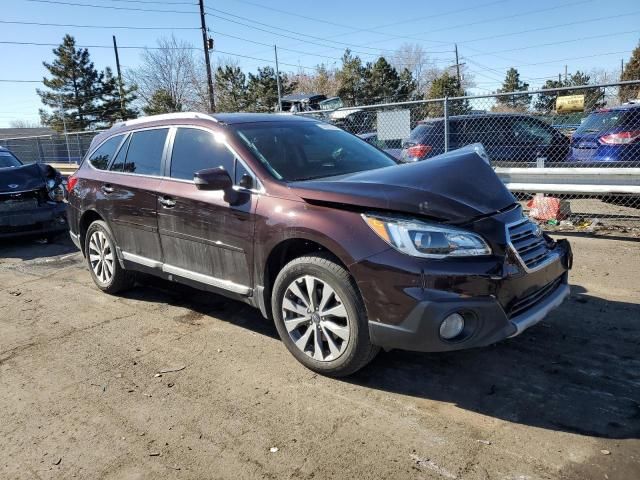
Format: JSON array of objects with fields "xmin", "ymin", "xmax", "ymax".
[
  {"xmin": 496, "ymin": 68, "xmax": 531, "ymax": 111},
  {"xmin": 425, "ymin": 71, "xmax": 468, "ymax": 116},
  {"xmin": 534, "ymin": 78, "xmax": 564, "ymax": 113},
  {"xmin": 619, "ymin": 41, "xmax": 640, "ymax": 102},
  {"xmin": 246, "ymin": 66, "xmax": 295, "ymax": 112},
  {"xmin": 362, "ymin": 57, "xmax": 401, "ymax": 103},
  {"xmin": 215, "ymin": 65, "xmax": 248, "ymax": 112},
  {"xmin": 142, "ymin": 89, "xmax": 182, "ymax": 115},
  {"xmin": 37, "ymin": 35, "xmax": 102, "ymax": 132},
  {"xmin": 99, "ymin": 67, "xmax": 138, "ymax": 126},
  {"xmin": 336, "ymin": 50, "xmax": 366, "ymax": 106},
  {"xmin": 397, "ymin": 68, "xmax": 418, "ymax": 102},
  {"xmin": 565, "ymin": 71, "xmax": 604, "ymax": 111}
]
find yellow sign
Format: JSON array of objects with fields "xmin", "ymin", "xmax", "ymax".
[{"xmin": 556, "ymin": 94, "xmax": 585, "ymax": 113}]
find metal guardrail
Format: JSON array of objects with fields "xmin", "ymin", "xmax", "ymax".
[{"xmin": 495, "ymin": 168, "xmax": 640, "ymax": 194}]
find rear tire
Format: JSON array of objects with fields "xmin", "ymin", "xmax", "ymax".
[
  {"xmin": 85, "ymin": 220, "xmax": 135, "ymax": 294},
  {"xmin": 271, "ymin": 253, "xmax": 378, "ymax": 377}
]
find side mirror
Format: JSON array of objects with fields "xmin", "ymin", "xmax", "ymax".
[{"xmin": 194, "ymin": 167, "xmax": 233, "ymax": 191}]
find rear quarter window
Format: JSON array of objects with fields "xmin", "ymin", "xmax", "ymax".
[{"xmin": 88, "ymin": 135, "xmax": 124, "ymax": 170}]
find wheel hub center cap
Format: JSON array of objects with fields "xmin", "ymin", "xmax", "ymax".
[{"xmin": 311, "ymin": 313, "xmax": 321, "ymax": 324}]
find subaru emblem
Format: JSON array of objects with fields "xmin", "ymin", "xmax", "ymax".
[{"xmin": 8, "ymin": 184, "xmax": 19, "ymax": 189}]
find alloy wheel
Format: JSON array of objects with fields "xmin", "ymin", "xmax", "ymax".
[
  {"xmin": 88, "ymin": 230, "xmax": 114, "ymax": 284},
  {"xmin": 282, "ymin": 275, "xmax": 350, "ymax": 362}
]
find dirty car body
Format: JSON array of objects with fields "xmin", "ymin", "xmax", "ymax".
[
  {"xmin": 0, "ymin": 146, "xmax": 67, "ymax": 239},
  {"xmin": 67, "ymin": 113, "xmax": 572, "ymax": 376}
]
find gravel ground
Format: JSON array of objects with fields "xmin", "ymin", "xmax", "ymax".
[{"xmin": 0, "ymin": 234, "xmax": 638, "ymax": 480}]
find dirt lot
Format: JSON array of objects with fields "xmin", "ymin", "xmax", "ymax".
[{"xmin": 1, "ymin": 234, "xmax": 639, "ymax": 480}]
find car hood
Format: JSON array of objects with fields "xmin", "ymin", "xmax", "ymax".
[
  {"xmin": 0, "ymin": 162, "xmax": 57, "ymax": 194},
  {"xmin": 288, "ymin": 148, "xmax": 516, "ymax": 223}
]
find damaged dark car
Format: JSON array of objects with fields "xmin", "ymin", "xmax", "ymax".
[
  {"xmin": 67, "ymin": 113, "xmax": 572, "ymax": 377},
  {"xmin": 0, "ymin": 146, "xmax": 67, "ymax": 240}
]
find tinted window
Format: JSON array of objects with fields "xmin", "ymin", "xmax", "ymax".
[
  {"xmin": 88, "ymin": 135, "xmax": 124, "ymax": 170},
  {"xmin": 510, "ymin": 118, "xmax": 553, "ymax": 144},
  {"xmin": 236, "ymin": 122, "xmax": 397, "ymax": 181},
  {"xmin": 110, "ymin": 135, "xmax": 131, "ymax": 172},
  {"xmin": 576, "ymin": 110, "xmax": 630, "ymax": 133},
  {"xmin": 123, "ymin": 129, "xmax": 168, "ymax": 176},
  {"xmin": 170, "ymin": 128, "xmax": 235, "ymax": 181},
  {"xmin": 0, "ymin": 150, "xmax": 22, "ymax": 168},
  {"xmin": 408, "ymin": 123, "xmax": 441, "ymax": 143}
]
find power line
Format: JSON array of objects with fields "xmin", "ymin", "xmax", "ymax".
[
  {"xmin": 465, "ymin": 30, "xmax": 639, "ymax": 58},
  {"xmin": 205, "ymin": 7, "xmax": 454, "ymax": 55},
  {"xmin": 0, "ymin": 19, "xmax": 199, "ymax": 30},
  {"xmin": 459, "ymin": 10, "xmax": 640, "ymax": 45},
  {"xmin": 23, "ymin": 0, "xmax": 197, "ymax": 14}
]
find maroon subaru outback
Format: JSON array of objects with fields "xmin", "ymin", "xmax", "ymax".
[{"xmin": 67, "ymin": 113, "xmax": 572, "ymax": 376}]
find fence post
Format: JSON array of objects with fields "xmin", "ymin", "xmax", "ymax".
[{"xmin": 443, "ymin": 96, "xmax": 449, "ymax": 153}]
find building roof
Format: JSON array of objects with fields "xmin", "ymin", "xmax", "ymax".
[{"xmin": 0, "ymin": 127, "xmax": 55, "ymax": 139}]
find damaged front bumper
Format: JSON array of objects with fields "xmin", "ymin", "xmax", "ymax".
[
  {"xmin": 0, "ymin": 202, "xmax": 68, "ymax": 239},
  {"xmin": 352, "ymin": 234, "xmax": 573, "ymax": 353}
]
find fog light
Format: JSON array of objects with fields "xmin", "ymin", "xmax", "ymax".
[{"xmin": 440, "ymin": 313, "xmax": 465, "ymax": 340}]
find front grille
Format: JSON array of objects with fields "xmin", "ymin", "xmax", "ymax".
[
  {"xmin": 509, "ymin": 276, "xmax": 563, "ymax": 318},
  {"xmin": 507, "ymin": 218, "xmax": 550, "ymax": 270}
]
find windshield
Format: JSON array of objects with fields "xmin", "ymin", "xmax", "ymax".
[
  {"xmin": 319, "ymin": 97, "xmax": 344, "ymax": 111},
  {"xmin": 235, "ymin": 121, "xmax": 397, "ymax": 182},
  {"xmin": 0, "ymin": 150, "xmax": 22, "ymax": 168},
  {"xmin": 576, "ymin": 110, "xmax": 625, "ymax": 133}
]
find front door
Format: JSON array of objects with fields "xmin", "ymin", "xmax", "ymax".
[{"xmin": 157, "ymin": 127, "xmax": 257, "ymax": 294}]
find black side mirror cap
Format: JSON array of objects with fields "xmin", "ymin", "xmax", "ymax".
[
  {"xmin": 238, "ymin": 173, "xmax": 254, "ymax": 190},
  {"xmin": 194, "ymin": 167, "xmax": 233, "ymax": 191}
]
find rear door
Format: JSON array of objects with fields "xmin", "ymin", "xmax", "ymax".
[
  {"xmin": 104, "ymin": 127, "xmax": 168, "ymax": 263},
  {"xmin": 157, "ymin": 127, "xmax": 257, "ymax": 292}
]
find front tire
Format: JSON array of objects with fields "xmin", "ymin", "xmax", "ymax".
[
  {"xmin": 271, "ymin": 253, "xmax": 378, "ymax": 377},
  {"xmin": 85, "ymin": 220, "xmax": 134, "ymax": 294}
]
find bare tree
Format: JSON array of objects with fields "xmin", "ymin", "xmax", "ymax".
[
  {"xmin": 389, "ymin": 43, "xmax": 439, "ymax": 95},
  {"xmin": 292, "ymin": 64, "xmax": 340, "ymax": 96},
  {"xmin": 9, "ymin": 119, "xmax": 43, "ymax": 128},
  {"xmin": 129, "ymin": 35, "xmax": 200, "ymax": 113}
]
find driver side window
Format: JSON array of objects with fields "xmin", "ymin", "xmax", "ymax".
[{"xmin": 170, "ymin": 128, "xmax": 235, "ymax": 181}]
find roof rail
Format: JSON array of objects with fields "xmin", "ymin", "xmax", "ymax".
[{"xmin": 114, "ymin": 112, "xmax": 218, "ymax": 128}]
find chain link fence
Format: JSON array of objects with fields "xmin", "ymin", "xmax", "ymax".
[
  {"xmin": 2, "ymin": 81, "xmax": 639, "ymax": 233},
  {"xmin": 296, "ymin": 80, "xmax": 640, "ymax": 233},
  {"xmin": 0, "ymin": 131, "xmax": 100, "ymax": 165}
]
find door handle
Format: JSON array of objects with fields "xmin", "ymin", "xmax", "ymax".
[
  {"xmin": 101, "ymin": 184, "xmax": 114, "ymax": 194},
  {"xmin": 159, "ymin": 196, "xmax": 176, "ymax": 208}
]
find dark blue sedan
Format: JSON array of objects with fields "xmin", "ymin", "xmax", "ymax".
[{"xmin": 568, "ymin": 102, "xmax": 640, "ymax": 166}]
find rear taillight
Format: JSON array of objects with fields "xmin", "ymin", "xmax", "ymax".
[
  {"xmin": 406, "ymin": 144, "xmax": 433, "ymax": 159},
  {"xmin": 67, "ymin": 175, "xmax": 78, "ymax": 192},
  {"xmin": 599, "ymin": 130, "xmax": 640, "ymax": 145}
]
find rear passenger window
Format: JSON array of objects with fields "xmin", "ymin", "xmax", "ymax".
[
  {"xmin": 88, "ymin": 135, "xmax": 124, "ymax": 170},
  {"xmin": 123, "ymin": 129, "xmax": 168, "ymax": 176},
  {"xmin": 170, "ymin": 128, "xmax": 235, "ymax": 181}
]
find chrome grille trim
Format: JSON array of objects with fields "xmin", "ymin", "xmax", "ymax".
[{"xmin": 506, "ymin": 218, "xmax": 558, "ymax": 272}]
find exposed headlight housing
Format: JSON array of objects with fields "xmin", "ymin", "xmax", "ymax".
[
  {"xmin": 46, "ymin": 179, "xmax": 65, "ymax": 202},
  {"xmin": 362, "ymin": 213, "xmax": 491, "ymax": 259}
]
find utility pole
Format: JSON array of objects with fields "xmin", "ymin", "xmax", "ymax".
[
  {"xmin": 454, "ymin": 44, "xmax": 461, "ymax": 87},
  {"xmin": 274, "ymin": 45, "xmax": 282, "ymax": 112},
  {"xmin": 58, "ymin": 96, "xmax": 72, "ymax": 163},
  {"xmin": 199, "ymin": 0, "xmax": 215, "ymax": 112},
  {"xmin": 621, "ymin": 59, "xmax": 624, "ymax": 80},
  {"xmin": 112, "ymin": 35, "xmax": 127, "ymax": 120},
  {"xmin": 564, "ymin": 64, "xmax": 568, "ymax": 83}
]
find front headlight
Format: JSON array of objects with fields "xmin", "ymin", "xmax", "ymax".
[{"xmin": 362, "ymin": 214, "xmax": 491, "ymax": 259}]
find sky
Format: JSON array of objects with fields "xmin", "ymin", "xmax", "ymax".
[{"xmin": 0, "ymin": 0, "xmax": 638, "ymax": 127}]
